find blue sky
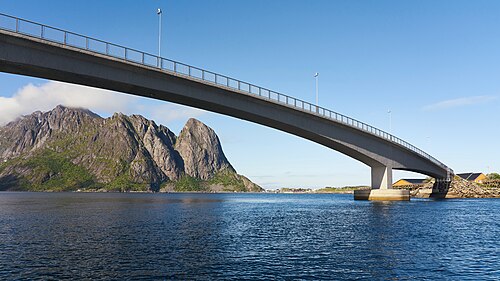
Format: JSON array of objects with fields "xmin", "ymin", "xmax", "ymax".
[{"xmin": 1, "ymin": 1, "xmax": 499, "ymax": 188}]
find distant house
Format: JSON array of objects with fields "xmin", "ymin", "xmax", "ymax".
[
  {"xmin": 457, "ymin": 173, "xmax": 487, "ymax": 183},
  {"xmin": 393, "ymin": 179, "xmax": 427, "ymax": 187}
]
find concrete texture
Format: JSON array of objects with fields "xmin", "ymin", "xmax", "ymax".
[
  {"xmin": 354, "ymin": 189, "xmax": 410, "ymax": 201},
  {"xmin": 371, "ymin": 166, "xmax": 393, "ymax": 189}
]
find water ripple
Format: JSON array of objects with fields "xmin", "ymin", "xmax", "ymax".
[{"xmin": 0, "ymin": 192, "xmax": 498, "ymax": 280}]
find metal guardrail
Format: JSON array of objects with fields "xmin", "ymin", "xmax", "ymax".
[{"xmin": 0, "ymin": 13, "xmax": 453, "ymax": 175}]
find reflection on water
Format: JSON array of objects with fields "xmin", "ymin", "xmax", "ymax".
[{"xmin": 0, "ymin": 193, "xmax": 498, "ymax": 280}]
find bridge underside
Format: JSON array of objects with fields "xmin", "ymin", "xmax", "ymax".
[{"xmin": 0, "ymin": 31, "xmax": 452, "ymax": 200}]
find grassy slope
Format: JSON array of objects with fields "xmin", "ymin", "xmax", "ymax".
[
  {"xmin": 6, "ymin": 150, "xmax": 96, "ymax": 191},
  {"xmin": 2, "ymin": 150, "xmax": 260, "ymax": 192}
]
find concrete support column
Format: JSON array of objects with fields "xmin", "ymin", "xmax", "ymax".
[
  {"xmin": 429, "ymin": 178, "xmax": 452, "ymax": 198},
  {"xmin": 371, "ymin": 166, "xmax": 392, "ymax": 190},
  {"xmin": 354, "ymin": 165, "xmax": 409, "ymax": 200}
]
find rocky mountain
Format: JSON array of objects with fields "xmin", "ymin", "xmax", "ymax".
[{"xmin": 0, "ymin": 105, "xmax": 262, "ymax": 192}]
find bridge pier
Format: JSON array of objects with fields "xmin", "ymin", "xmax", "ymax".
[
  {"xmin": 371, "ymin": 166, "xmax": 392, "ymax": 189},
  {"xmin": 428, "ymin": 178, "xmax": 452, "ymax": 198},
  {"xmin": 354, "ymin": 166, "xmax": 410, "ymax": 201}
]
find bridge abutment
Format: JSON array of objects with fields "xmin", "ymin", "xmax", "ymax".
[{"xmin": 354, "ymin": 166, "xmax": 410, "ymax": 201}]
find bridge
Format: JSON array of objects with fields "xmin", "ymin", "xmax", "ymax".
[{"xmin": 0, "ymin": 14, "xmax": 453, "ymax": 200}]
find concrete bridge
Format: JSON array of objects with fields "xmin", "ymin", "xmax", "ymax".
[{"xmin": 0, "ymin": 14, "xmax": 453, "ymax": 200}]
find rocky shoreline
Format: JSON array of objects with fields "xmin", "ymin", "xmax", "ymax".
[
  {"xmin": 278, "ymin": 178, "xmax": 500, "ymax": 198},
  {"xmin": 403, "ymin": 176, "xmax": 500, "ymax": 199}
]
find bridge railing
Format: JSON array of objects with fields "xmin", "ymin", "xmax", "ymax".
[{"xmin": 0, "ymin": 13, "xmax": 452, "ymax": 174}]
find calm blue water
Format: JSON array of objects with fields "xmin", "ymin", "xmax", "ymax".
[{"xmin": 0, "ymin": 192, "xmax": 498, "ymax": 280}]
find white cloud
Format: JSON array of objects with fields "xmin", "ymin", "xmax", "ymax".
[
  {"xmin": 0, "ymin": 81, "xmax": 205, "ymax": 125},
  {"xmin": 149, "ymin": 103, "xmax": 205, "ymax": 124},
  {"xmin": 423, "ymin": 95, "xmax": 497, "ymax": 111}
]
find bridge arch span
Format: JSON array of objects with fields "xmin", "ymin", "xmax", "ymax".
[{"xmin": 0, "ymin": 14, "xmax": 452, "ymax": 195}]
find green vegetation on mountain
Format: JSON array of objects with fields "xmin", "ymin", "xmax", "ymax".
[
  {"xmin": 174, "ymin": 175, "xmax": 205, "ymax": 192},
  {"xmin": 19, "ymin": 149, "xmax": 95, "ymax": 191},
  {"xmin": 209, "ymin": 169, "xmax": 249, "ymax": 192}
]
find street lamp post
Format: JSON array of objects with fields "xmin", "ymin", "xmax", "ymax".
[
  {"xmin": 387, "ymin": 110, "xmax": 392, "ymax": 133},
  {"xmin": 157, "ymin": 8, "xmax": 162, "ymax": 58},
  {"xmin": 314, "ymin": 72, "xmax": 319, "ymax": 111}
]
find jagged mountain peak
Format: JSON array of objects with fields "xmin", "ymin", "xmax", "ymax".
[
  {"xmin": 0, "ymin": 106, "xmax": 261, "ymax": 192},
  {"xmin": 176, "ymin": 118, "xmax": 234, "ymax": 180},
  {"xmin": 50, "ymin": 104, "xmax": 102, "ymax": 119}
]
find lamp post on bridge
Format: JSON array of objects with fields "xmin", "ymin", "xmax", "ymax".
[
  {"xmin": 387, "ymin": 109, "xmax": 392, "ymax": 134},
  {"xmin": 314, "ymin": 72, "xmax": 319, "ymax": 112},
  {"xmin": 157, "ymin": 8, "xmax": 162, "ymax": 58}
]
